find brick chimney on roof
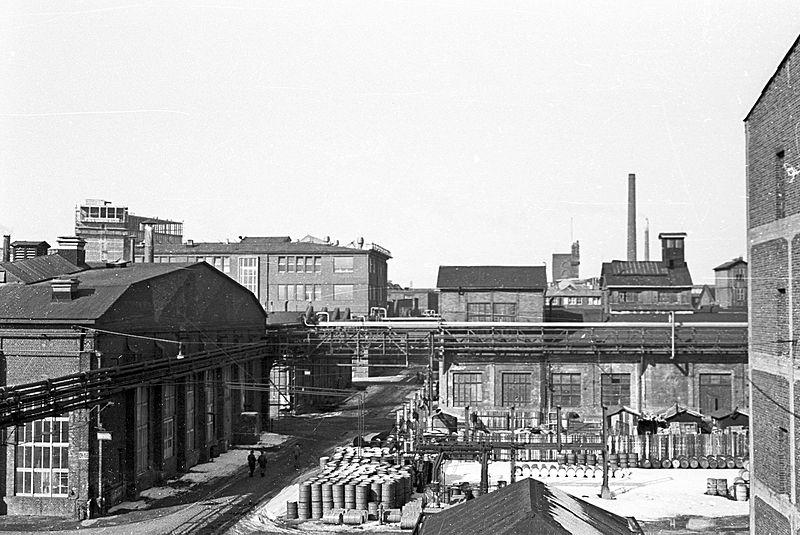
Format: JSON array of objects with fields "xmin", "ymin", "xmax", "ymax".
[
  {"xmin": 51, "ymin": 278, "xmax": 79, "ymax": 302},
  {"xmin": 2, "ymin": 235, "xmax": 9, "ymax": 262},
  {"xmin": 56, "ymin": 236, "xmax": 87, "ymax": 266}
]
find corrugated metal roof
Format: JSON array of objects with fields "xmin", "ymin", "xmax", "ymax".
[
  {"xmin": 0, "ymin": 263, "xmax": 193, "ymax": 322},
  {"xmin": 419, "ymin": 478, "xmax": 643, "ymax": 535},
  {"xmin": 437, "ymin": 266, "xmax": 547, "ymax": 290},
  {"xmin": 0, "ymin": 255, "xmax": 83, "ymax": 284}
]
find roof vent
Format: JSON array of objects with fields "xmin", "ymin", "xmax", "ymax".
[{"xmin": 51, "ymin": 278, "xmax": 79, "ymax": 302}]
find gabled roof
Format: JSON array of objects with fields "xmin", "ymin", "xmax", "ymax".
[
  {"xmin": 419, "ymin": 477, "xmax": 643, "ymax": 535},
  {"xmin": 661, "ymin": 404, "xmax": 704, "ymax": 422},
  {"xmin": 0, "ymin": 255, "xmax": 83, "ymax": 284},
  {"xmin": 601, "ymin": 261, "xmax": 692, "ymax": 287},
  {"xmin": 437, "ymin": 266, "xmax": 547, "ymax": 291},
  {"xmin": 713, "ymin": 258, "xmax": 747, "ymax": 271},
  {"xmin": 745, "ymin": 34, "xmax": 800, "ymax": 122},
  {"xmin": 0, "ymin": 263, "xmax": 195, "ymax": 322}
]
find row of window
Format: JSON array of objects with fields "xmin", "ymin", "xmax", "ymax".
[
  {"xmin": 451, "ymin": 372, "xmax": 733, "ymax": 412},
  {"xmin": 614, "ymin": 291, "xmax": 690, "ymax": 304},
  {"xmin": 276, "ymin": 284, "xmax": 355, "ymax": 301},
  {"xmin": 466, "ymin": 303, "xmax": 517, "ymax": 322},
  {"xmin": 550, "ymin": 296, "xmax": 602, "ymax": 306},
  {"xmin": 277, "ymin": 256, "xmax": 323, "ymax": 273}
]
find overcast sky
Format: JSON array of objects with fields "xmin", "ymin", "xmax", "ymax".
[{"xmin": 1, "ymin": 2, "xmax": 797, "ymax": 288}]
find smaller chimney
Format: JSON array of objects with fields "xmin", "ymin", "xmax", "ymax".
[
  {"xmin": 143, "ymin": 223, "xmax": 155, "ymax": 263},
  {"xmin": 127, "ymin": 235, "xmax": 136, "ymax": 263},
  {"xmin": 644, "ymin": 219, "xmax": 650, "ymax": 261},
  {"xmin": 51, "ymin": 278, "xmax": 79, "ymax": 302},
  {"xmin": 2, "ymin": 235, "xmax": 9, "ymax": 262},
  {"xmin": 56, "ymin": 236, "xmax": 86, "ymax": 266},
  {"xmin": 659, "ymin": 232, "xmax": 687, "ymax": 268}
]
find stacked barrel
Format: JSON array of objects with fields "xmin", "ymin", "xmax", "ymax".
[
  {"xmin": 293, "ymin": 446, "xmax": 414, "ymax": 522},
  {"xmin": 639, "ymin": 454, "xmax": 746, "ymax": 470}
]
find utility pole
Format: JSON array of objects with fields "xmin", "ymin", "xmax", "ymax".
[{"xmin": 600, "ymin": 405, "xmax": 613, "ymax": 499}]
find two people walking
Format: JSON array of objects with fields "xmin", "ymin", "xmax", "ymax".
[
  {"xmin": 247, "ymin": 449, "xmax": 268, "ymax": 477},
  {"xmin": 246, "ymin": 443, "xmax": 300, "ymax": 478}
]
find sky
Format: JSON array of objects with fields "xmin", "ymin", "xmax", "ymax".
[{"xmin": 1, "ymin": 2, "xmax": 798, "ymax": 288}]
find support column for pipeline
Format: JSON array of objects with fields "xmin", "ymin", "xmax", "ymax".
[{"xmin": 600, "ymin": 405, "xmax": 612, "ymax": 500}]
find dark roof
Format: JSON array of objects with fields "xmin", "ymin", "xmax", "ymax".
[
  {"xmin": 0, "ymin": 255, "xmax": 83, "ymax": 284},
  {"xmin": 745, "ymin": 34, "xmax": 800, "ymax": 121},
  {"xmin": 601, "ymin": 261, "xmax": 693, "ymax": 287},
  {"xmin": 661, "ymin": 404, "xmax": 704, "ymax": 422},
  {"xmin": 266, "ymin": 311, "xmax": 305, "ymax": 326},
  {"xmin": 239, "ymin": 236, "xmax": 291, "ymax": 244},
  {"xmin": 11, "ymin": 241, "xmax": 50, "ymax": 248},
  {"xmin": 713, "ymin": 258, "xmax": 747, "ymax": 271},
  {"xmin": 0, "ymin": 263, "xmax": 195, "ymax": 322},
  {"xmin": 437, "ymin": 266, "xmax": 547, "ymax": 291},
  {"xmin": 152, "ymin": 240, "xmax": 391, "ymax": 258},
  {"xmin": 419, "ymin": 477, "xmax": 643, "ymax": 535}
]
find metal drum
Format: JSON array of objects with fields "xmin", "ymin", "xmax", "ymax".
[{"xmin": 286, "ymin": 501, "xmax": 298, "ymax": 519}]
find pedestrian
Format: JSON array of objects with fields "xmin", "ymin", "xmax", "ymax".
[
  {"xmin": 258, "ymin": 449, "xmax": 268, "ymax": 478},
  {"xmin": 247, "ymin": 449, "xmax": 256, "ymax": 477},
  {"xmin": 293, "ymin": 443, "xmax": 301, "ymax": 470}
]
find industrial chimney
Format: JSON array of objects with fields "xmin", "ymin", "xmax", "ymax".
[
  {"xmin": 2, "ymin": 235, "xmax": 9, "ymax": 262},
  {"xmin": 627, "ymin": 173, "xmax": 637, "ymax": 261},
  {"xmin": 143, "ymin": 223, "xmax": 154, "ymax": 263},
  {"xmin": 644, "ymin": 218, "xmax": 650, "ymax": 261}
]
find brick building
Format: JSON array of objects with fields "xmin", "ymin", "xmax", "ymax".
[
  {"xmin": 600, "ymin": 232, "xmax": 694, "ymax": 317},
  {"xmin": 75, "ymin": 199, "xmax": 183, "ymax": 262},
  {"xmin": 713, "ymin": 257, "xmax": 748, "ymax": 310},
  {"xmin": 0, "ymin": 255, "xmax": 266, "ymax": 517},
  {"xmin": 436, "ymin": 266, "xmax": 547, "ymax": 322},
  {"xmin": 140, "ymin": 235, "xmax": 391, "ymax": 318},
  {"xmin": 545, "ymin": 278, "xmax": 603, "ymax": 322},
  {"xmin": 745, "ymin": 34, "xmax": 800, "ymax": 534}
]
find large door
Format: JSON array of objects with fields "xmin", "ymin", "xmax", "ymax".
[{"xmin": 699, "ymin": 374, "xmax": 732, "ymax": 414}]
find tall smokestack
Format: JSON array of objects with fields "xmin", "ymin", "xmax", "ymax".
[
  {"xmin": 144, "ymin": 224, "xmax": 154, "ymax": 263},
  {"xmin": 2, "ymin": 235, "xmax": 9, "ymax": 262},
  {"xmin": 627, "ymin": 173, "xmax": 637, "ymax": 261},
  {"xmin": 644, "ymin": 218, "xmax": 650, "ymax": 261}
]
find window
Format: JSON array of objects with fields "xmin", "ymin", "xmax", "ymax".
[
  {"xmin": 453, "ymin": 373, "xmax": 482, "ymax": 405},
  {"xmin": 278, "ymin": 257, "xmax": 287, "ymax": 273},
  {"xmin": 778, "ymin": 427, "xmax": 790, "ymax": 494},
  {"xmin": 287, "ymin": 256, "xmax": 295, "ymax": 272},
  {"xmin": 699, "ymin": 374, "xmax": 732, "ymax": 414},
  {"xmin": 296, "ymin": 284, "xmax": 305, "ymax": 301},
  {"xmin": 297, "ymin": 257, "xmax": 306, "ymax": 273},
  {"xmin": 162, "ymin": 384, "xmax": 175, "ymax": 460},
  {"xmin": 205, "ymin": 371, "xmax": 215, "ymax": 443},
  {"xmin": 601, "ymin": 373, "xmax": 630, "ymax": 406},
  {"xmin": 333, "ymin": 284, "xmax": 354, "ymax": 300},
  {"xmin": 735, "ymin": 288, "xmax": 746, "ymax": 302},
  {"xmin": 314, "ymin": 257, "xmax": 322, "ymax": 273},
  {"xmin": 334, "ymin": 256, "xmax": 354, "ymax": 273},
  {"xmin": 238, "ymin": 257, "xmax": 259, "ymax": 297},
  {"xmin": 659, "ymin": 291, "xmax": 678, "ymax": 303},
  {"xmin": 136, "ymin": 387, "xmax": 149, "ymax": 474},
  {"xmin": 278, "ymin": 285, "xmax": 287, "ymax": 301},
  {"xmin": 467, "ymin": 303, "xmax": 491, "ymax": 322},
  {"xmin": 15, "ymin": 417, "xmax": 69, "ymax": 496},
  {"xmin": 777, "ymin": 150, "xmax": 786, "ymax": 219},
  {"xmin": 213, "ymin": 257, "xmax": 230, "ymax": 272},
  {"xmin": 186, "ymin": 382, "xmax": 196, "ymax": 450},
  {"xmin": 617, "ymin": 291, "xmax": 637, "ymax": 303},
  {"xmin": 492, "ymin": 303, "xmax": 517, "ymax": 321},
  {"xmin": 501, "ymin": 373, "xmax": 531, "ymax": 406},
  {"xmin": 552, "ymin": 373, "xmax": 581, "ymax": 407},
  {"xmin": 287, "ymin": 284, "xmax": 296, "ymax": 301},
  {"xmin": 315, "ymin": 285, "xmax": 322, "ymax": 300},
  {"xmin": 304, "ymin": 285, "xmax": 314, "ymax": 301}
]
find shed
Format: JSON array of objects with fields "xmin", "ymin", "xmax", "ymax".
[
  {"xmin": 418, "ymin": 477, "xmax": 644, "ymax": 535},
  {"xmin": 713, "ymin": 408, "xmax": 749, "ymax": 429}
]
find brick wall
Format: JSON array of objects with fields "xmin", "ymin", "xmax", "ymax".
[
  {"xmin": 752, "ymin": 370, "xmax": 791, "ymax": 495},
  {"xmin": 754, "ymin": 496, "xmax": 791, "ymax": 535},
  {"xmin": 751, "ymin": 239, "xmax": 790, "ymax": 358},
  {"xmin": 439, "ymin": 290, "xmax": 544, "ymax": 322},
  {"xmin": 747, "ymin": 49, "xmax": 800, "ymax": 229}
]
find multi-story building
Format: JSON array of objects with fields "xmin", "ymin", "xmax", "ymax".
[
  {"xmin": 713, "ymin": 257, "xmax": 748, "ymax": 310},
  {"xmin": 436, "ymin": 266, "xmax": 547, "ymax": 322},
  {"xmin": 75, "ymin": 199, "xmax": 183, "ymax": 262},
  {"xmin": 745, "ymin": 34, "xmax": 800, "ymax": 534},
  {"xmin": 600, "ymin": 232, "xmax": 693, "ymax": 317},
  {"xmin": 551, "ymin": 241, "xmax": 580, "ymax": 281},
  {"xmin": 0, "ymin": 245, "xmax": 267, "ymax": 517},
  {"xmin": 141, "ymin": 235, "xmax": 391, "ymax": 318}
]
